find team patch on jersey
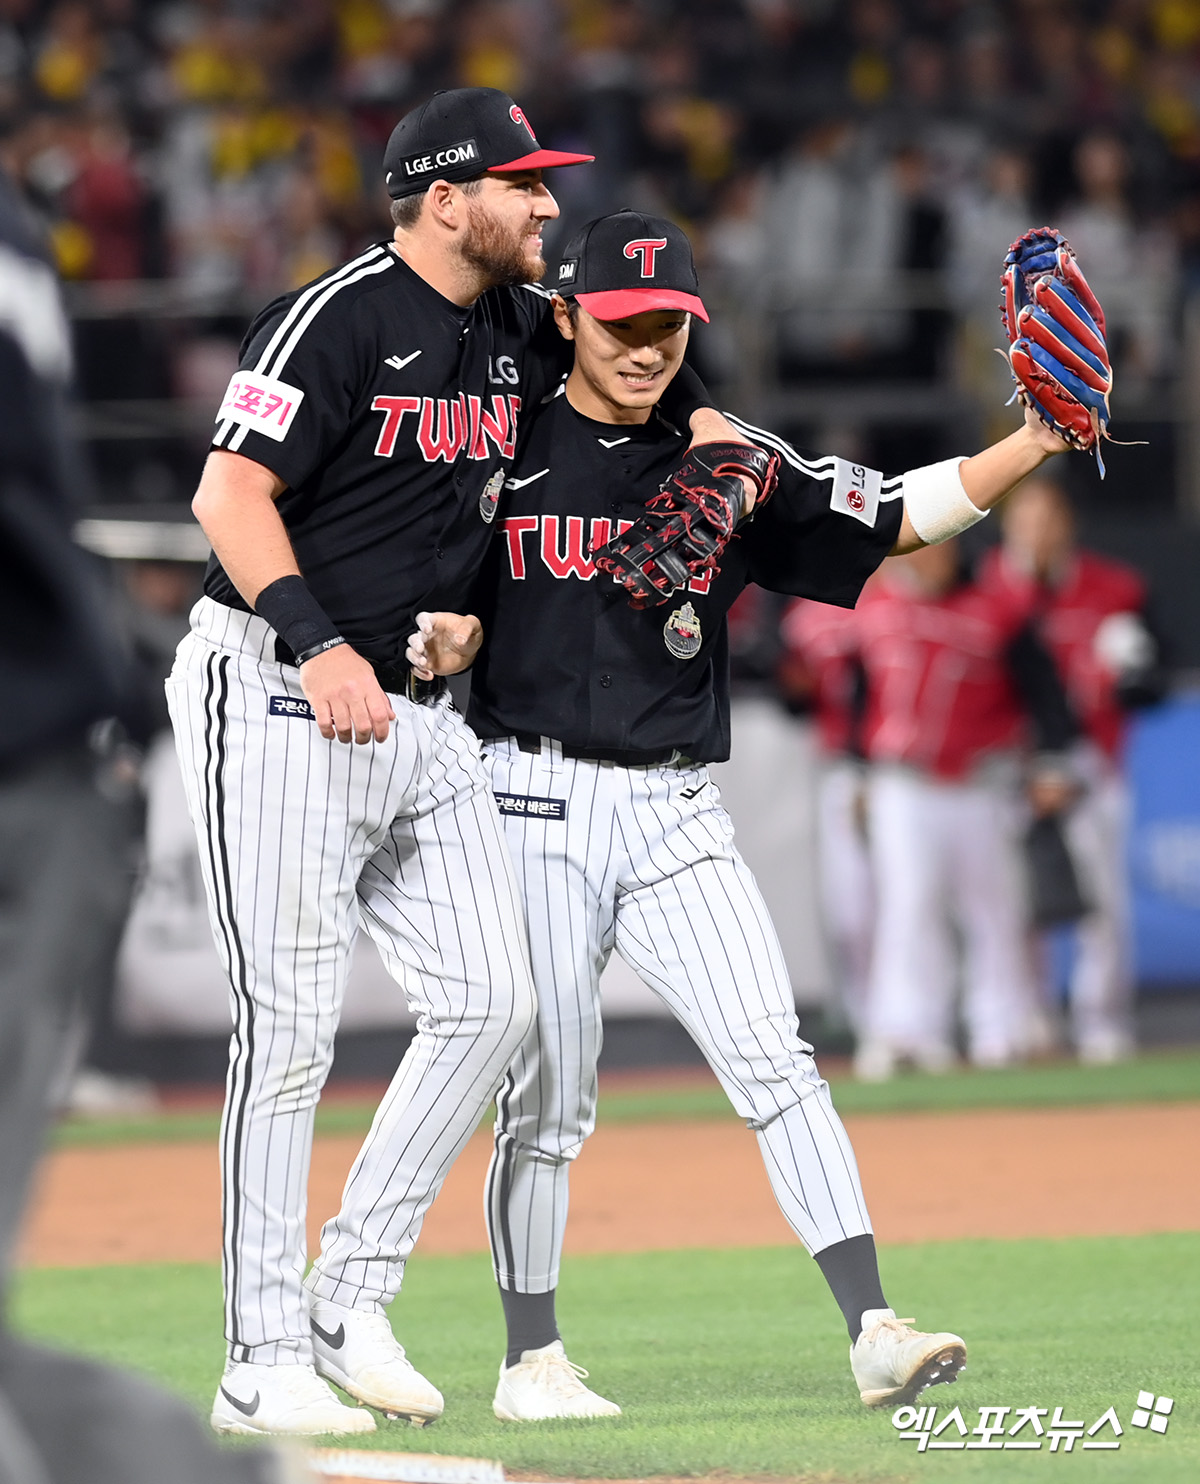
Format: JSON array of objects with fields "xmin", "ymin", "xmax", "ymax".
[
  {"xmin": 494, "ymin": 792, "xmax": 567, "ymax": 820},
  {"xmin": 479, "ymin": 469, "xmax": 505, "ymax": 524},
  {"xmin": 217, "ymin": 372, "xmax": 305, "ymax": 443},
  {"xmin": 829, "ymin": 458, "xmax": 883, "ymax": 527},
  {"xmin": 663, "ymin": 601, "xmax": 703, "ymax": 659},
  {"xmin": 269, "ymin": 695, "xmax": 315, "ymax": 719}
]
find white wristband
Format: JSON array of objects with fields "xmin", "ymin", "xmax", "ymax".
[{"xmin": 902, "ymin": 456, "xmax": 987, "ymax": 544}]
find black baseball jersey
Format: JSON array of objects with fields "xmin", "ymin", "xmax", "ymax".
[
  {"xmin": 205, "ymin": 242, "xmax": 562, "ymax": 669},
  {"xmin": 466, "ymin": 397, "xmax": 904, "ymax": 762}
]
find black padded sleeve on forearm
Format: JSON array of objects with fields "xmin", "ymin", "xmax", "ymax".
[{"xmin": 659, "ymin": 362, "xmax": 714, "ymax": 426}]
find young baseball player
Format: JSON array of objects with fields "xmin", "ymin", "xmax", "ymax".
[
  {"xmin": 170, "ymin": 91, "xmax": 766, "ymax": 1439},
  {"xmin": 404, "ymin": 211, "xmax": 1094, "ymax": 1419},
  {"xmin": 980, "ymin": 475, "xmax": 1162, "ymax": 1062}
]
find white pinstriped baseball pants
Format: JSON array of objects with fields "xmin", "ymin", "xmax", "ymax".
[
  {"xmin": 482, "ymin": 736, "xmax": 873, "ymax": 1294},
  {"xmin": 167, "ymin": 599, "xmax": 536, "ymax": 1363}
]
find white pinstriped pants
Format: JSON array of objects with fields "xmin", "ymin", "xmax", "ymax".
[
  {"xmin": 865, "ymin": 761, "xmax": 1036, "ymax": 1063},
  {"xmin": 482, "ymin": 736, "xmax": 872, "ymax": 1294},
  {"xmin": 1057, "ymin": 754, "xmax": 1134, "ymax": 1054},
  {"xmin": 167, "ymin": 599, "xmax": 536, "ymax": 1363}
]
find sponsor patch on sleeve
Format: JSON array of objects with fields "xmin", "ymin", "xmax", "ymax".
[
  {"xmin": 829, "ymin": 458, "xmax": 882, "ymax": 527},
  {"xmin": 269, "ymin": 695, "xmax": 315, "ymax": 719},
  {"xmin": 493, "ymin": 792, "xmax": 567, "ymax": 821},
  {"xmin": 217, "ymin": 372, "xmax": 305, "ymax": 442}
]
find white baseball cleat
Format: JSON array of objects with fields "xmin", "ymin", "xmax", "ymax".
[
  {"xmin": 210, "ymin": 1360, "xmax": 376, "ymax": 1436},
  {"xmin": 850, "ymin": 1309, "xmax": 967, "ymax": 1408},
  {"xmin": 493, "ymin": 1340, "xmax": 622, "ymax": 1422},
  {"xmin": 308, "ymin": 1293, "xmax": 444, "ymax": 1425}
]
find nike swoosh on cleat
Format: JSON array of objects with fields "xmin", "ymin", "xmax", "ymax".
[
  {"xmin": 505, "ymin": 469, "xmax": 549, "ymax": 489},
  {"xmin": 385, "ymin": 351, "xmax": 422, "ymax": 370},
  {"xmin": 311, "ymin": 1319, "xmax": 346, "ymax": 1350},
  {"xmin": 219, "ymin": 1386, "xmax": 261, "ymax": 1417}
]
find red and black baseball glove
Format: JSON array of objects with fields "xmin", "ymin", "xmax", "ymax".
[{"xmin": 591, "ymin": 442, "xmax": 779, "ymax": 608}]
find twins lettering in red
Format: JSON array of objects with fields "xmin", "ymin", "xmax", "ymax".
[
  {"xmin": 503, "ymin": 514, "xmax": 712, "ymax": 593},
  {"xmin": 371, "ymin": 393, "xmax": 522, "ymax": 461}
]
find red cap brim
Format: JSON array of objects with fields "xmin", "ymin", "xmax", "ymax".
[
  {"xmin": 575, "ymin": 288, "xmax": 709, "ymax": 323},
  {"xmin": 488, "ymin": 149, "xmax": 595, "ymax": 172}
]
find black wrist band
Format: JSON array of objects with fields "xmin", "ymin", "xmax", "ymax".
[
  {"xmin": 254, "ymin": 575, "xmax": 343, "ymax": 664},
  {"xmin": 294, "ymin": 636, "xmax": 347, "ymax": 665}
]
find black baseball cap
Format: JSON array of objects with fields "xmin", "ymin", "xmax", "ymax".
[
  {"xmin": 383, "ymin": 88, "xmax": 594, "ymax": 199},
  {"xmin": 554, "ymin": 210, "xmax": 708, "ymax": 322}
]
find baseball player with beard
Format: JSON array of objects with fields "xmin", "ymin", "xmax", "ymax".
[
  {"xmin": 170, "ymin": 92, "xmax": 757, "ymax": 1440},
  {"xmin": 403, "ymin": 211, "xmax": 1083, "ymax": 1419}
]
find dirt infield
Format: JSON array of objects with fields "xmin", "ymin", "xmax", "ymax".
[{"xmin": 20, "ymin": 1097, "xmax": 1200, "ymax": 1268}]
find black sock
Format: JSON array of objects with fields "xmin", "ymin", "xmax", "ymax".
[
  {"xmin": 499, "ymin": 1287, "xmax": 560, "ymax": 1367},
  {"xmin": 814, "ymin": 1234, "xmax": 888, "ymax": 1342}
]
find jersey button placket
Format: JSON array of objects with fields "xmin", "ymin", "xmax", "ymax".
[{"xmin": 599, "ymin": 675, "xmax": 612, "ymax": 689}]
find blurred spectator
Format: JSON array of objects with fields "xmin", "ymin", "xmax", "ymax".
[
  {"xmin": 956, "ymin": 26, "xmax": 1019, "ymax": 141},
  {"xmin": 852, "ymin": 541, "xmax": 1078, "ymax": 1079},
  {"xmin": 778, "ymin": 595, "xmax": 874, "ymax": 1033},
  {"xmin": 63, "ymin": 107, "xmax": 146, "ymax": 279},
  {"xmin": 979, "ymin": 474, "xmax": 1166, "ymax": 1064},
  {"xmin": 762, "ymin": 117, "xmax": 908, "ymax": 374},
  {"xmin": 33, "ymin": 1, "xmax": 102, "ymax": 103},
  {"xmin": 1057, "ymin": 129, "xmax": 1177, "ymax": 385},
  {"xmin": 948, "ymin": 145, "xmax": 1035, "ymax": 421}
]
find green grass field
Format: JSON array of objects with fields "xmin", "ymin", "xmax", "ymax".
[
  {"xmin": 17, "ymin": 1052, "xmax": 1200, "ymax": 1480},
  {"xmin": 47, "ymin": 1046, "xmax": 1200, "ymax": 1149},
  {"xmin": 13, "ymin": 1235, "xmax": 1199, "ymax": 1482}
]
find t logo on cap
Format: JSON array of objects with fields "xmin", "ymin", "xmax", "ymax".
[
  {"xmin": 557, "ymin": 210, "xmax": 709, "ymax": 322},
  {"xmin": 624, "ymin": 238, "xmax": 668, "ymax": 278}
]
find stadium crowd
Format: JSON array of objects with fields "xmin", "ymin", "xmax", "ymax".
[{"xmin": 0, "ymin": 1, "xmax": 1193, "ymax": 344}]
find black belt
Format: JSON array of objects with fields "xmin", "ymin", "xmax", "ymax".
[
  {"xmin": 274, "ymin": 637, "xmax": 446, "ymax": 706},
  {"xmin": 507, "ymin": 732, "xmax": 681, "ymax": 767}
]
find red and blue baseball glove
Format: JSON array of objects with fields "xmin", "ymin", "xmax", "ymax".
[{"xmin": 1001, "ymin": 227, "xmax": 1114, "ymax": 473}]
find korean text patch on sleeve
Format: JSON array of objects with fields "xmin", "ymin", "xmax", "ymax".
[{"xmin": 217, "ymin": 371, "xmax": 306, "ymax": 443}]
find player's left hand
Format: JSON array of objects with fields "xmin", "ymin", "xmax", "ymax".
[
  {"xmin": 406, "ymin": 611, "xmax": 483, "ymax": 678},
  {"xmin": 1022, "ymin": 400, "xmax": 1072, "ymax": 456},
  {"xmin": 686, "ymin": 410, "xmax": 765, "ymax": 514}
]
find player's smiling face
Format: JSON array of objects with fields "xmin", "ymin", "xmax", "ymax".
[
  {"xmin": 461, "ymin": 170, "xmax": 559, "ymax": 286},
  {"xmin": 555, "ymin": 300, "xmax": 690, "ymax": 425}
]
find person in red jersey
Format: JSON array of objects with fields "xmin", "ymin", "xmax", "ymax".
[
  {"xmin": 779, "ymin": 594, "xmax": 875, "ymax": 1033},
  {"xmin": 852, "ymin": 539, "xmax": 1077, "ymax": 1079},
  {"xmin": 980, "ymin": 475, "xmax": 1164, "ymax": 1063}
]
